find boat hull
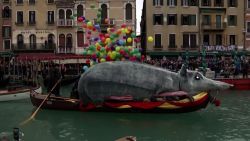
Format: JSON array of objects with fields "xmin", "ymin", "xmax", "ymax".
[
  {"xmin": 30, "ymin": 91, "xmax": 211, "ymax": 113},
  {"xmin": 216, "ymin": 78, "xmax": 250, "ymax": 90},
  {"xmin": 0, "ymin": 86, "xmax": 42, "ymax": 102}
]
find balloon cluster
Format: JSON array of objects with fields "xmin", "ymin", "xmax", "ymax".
[{"xmin": 73, "ymin": 4, "xmax": 153, "ymax": 66}]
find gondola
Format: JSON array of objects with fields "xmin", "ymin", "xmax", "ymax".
[
  {"xmin": 0, "ymin": 85, "xmax": 41, "ymax": 102},
  {"xmin": 30, "ymin": 90, "xmax": 213, "ymax": 113},
  {"xmin": 0, "ymin": 76, "xmax": 10, "ymax": 88}
]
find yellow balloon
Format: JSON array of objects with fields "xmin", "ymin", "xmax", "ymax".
[
  {"xmin": 100, "ymin": 58, "xmax": 106, "ymax": 63},
  {"xmin": 105, "ymin": 38, "xmax": 111, "ymax": 44},
  {"xmin": 127, "ymin": 38, "xmax": 132, "ymax": 43},
  {"xmin": 148, "ymin": 36, "xmax": 154, "ymax": 42}
]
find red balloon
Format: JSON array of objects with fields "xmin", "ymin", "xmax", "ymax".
[
  {"xmin": 92, "ymin": 27, "xmax": 96, "ymax": 31},
  {"xmin": 121, "ymin": 23, "xmax": 126, "ymax": 28},
  {"xmin": 106, "ymin": 56, "xmax": 111, "ymax": 61},
  {"xmin": 86, "ymin": 59, "xmax": 90, "ymax": 64},
  {"xmin": 83, "ymin": 24, "xmax": 87, "ymax": 28},
  {"xmin": 110, "ymin": 28, "xmax": 115, "ymax": 32},
  {"xmin": 78, "ymin": 17, "xmax": 83, "ymax": 22},
  {"xmin": 105, "ymin": 34, "xmax": 110, "ymax": 38},
  {"xmin": 101, "ymin": 37, "xmax": 106, "ymax": 43}
]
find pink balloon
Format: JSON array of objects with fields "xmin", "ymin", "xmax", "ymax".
[{"xmin": 121, "ymin": 23, "xmax": 126, "ymax": 28}]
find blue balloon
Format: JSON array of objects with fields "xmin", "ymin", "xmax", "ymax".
[
  {"xmin": 94, "ymin": 24, "xmax": 100, "ymax": 29},
  {"xmin": 118, "ymin": 40, "xmax": 125, "ymax": 46},
  {"xmin": 83, "ymin": 66, "xmax": 89, "ymax": 71}
]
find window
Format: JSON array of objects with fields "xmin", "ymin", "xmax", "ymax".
[
  {"xmin": 203, "ymin": 34, "xmax": 210, "ymax": 45},
  {"xmin": 2, "ymin": 26, "xmax": 11, "ymax": 38},
  {"xmin": 228, "ymin": 15, "xmax": 237, "ymax": 26},
  {"xmin": 153, "ymin": 14, "xmax": 163, "ymax": 25},
  {"xmin": 48, "ymin": 0, "xmax": 54, "ymax": 4},
  {"xmin": 153, "ymin": 0, "xmax": 163, "ymax": 6},
  {"xmin": 2, "ymin": 6, "xmax": 11, "ymax": 18},
  {"xmin": 66, "ymin": 34, "xmax": 73, "ymax": 48},
  {"xmin": 248, "ymin": 0, "xmax": 250, "ymax": 8},
  {"xmin": 154, "ymin": 34, "xmax": 162, "ymax": 48},
  {"xmin": 183, "ymin": 33, "xmax": 197, "ymax": 48},
  {"xmin": 59, "ymin": 34, "xmax": 65, "ymax": 48},
  {"xmin": 167, "ymin": 14, "xmax": 177, "ymax": 25},
  {"xmin": 101, "ymin": 4, "xmax": 108, "ymax": 20},
  {"xmin": 183, "ymin": 34, "xmax": 189, "ymax": 48},
  {"xmin": 182, "ymin": 0, "xmax": 188, "ymax": 6},
  {"xmin": 66, "ymin": 10, "xmax": 72, "ymax": 19},
  {"xmin": 4, "ymin": 40, "xmax": 11, "ymax": 50},
  {"xmin": 48, "ymin": 34, "xmax": 55, "ymax": 49},
  {"xmin": 203, "ymin": 15, "xmax": 211, "ymax": 25},
  {"xmin": 30, "ymin": 34, "xmax": 36, "ymax": 49},
  {"xmin": 181, "ymin": 15, "xmax": 196, "ymax": 25},
  {"xmin": 17, "ymin": 34, "xmax": 24, "ymax": 49},
  {"xmin": 229, "ymin": 35, "xmax": 236, "ymax": 45},
  {"xmin": 247, "ymin": 22, "xmax": 250, "ymax": 32},
  {"xmin": 189, "ymin": 0, "xmax": 198, "ymax": 6},
  {"xmin": 16, "ymin": 11, "xmax": 23, "ymax": 24},
  {"xmin": 59, "ymin": 9, "xmax": 64, "ymax": 19},
  {"xmin": 29, "ymin": 0, "xmax": 35, "ymax": 4},
  {"xmin": 202, "ymin": 0, "xmax": 211, "ymax": 6},
  {"xmin": 214, "ymin": 0, "xmax": 224, "ymax": 7},
  {"xmin": 48, "ymin": 11, "xmax": 54, "ymax": 24},
  {"xmin": 126, "ymin": 3, "xmax": 132, "ymax": 20},
  {"xmin": 16, "ymin": 0, "xmax": 23, "ymax": 4},
  {"xmin": 77, "ymin": 31, "xmax": 84, "ymax": 47},
  {"xmin": 77, "ymin": 5, "xmax": 84, "ymax": 18},
  {"xmin": 216, "ymin": 34, "xmax": 222, "ymax": 45},
  {"xmin": 228, "ymin": 0, "xmax": 237, "ymax": 7},
  {"xmin": 169, "ymin": 34, "xmax": 176, "ymax": 48},
  {"xmin": 190, "ymin": 34, "xmax": 197, "ymax": 48},
  {"xmin": 167, "ymin": 0, "xmax": 177, "ymax": 6},
  {"xmin": 29, "ymin": 11, "xmax": 36, "ymax": 24}
]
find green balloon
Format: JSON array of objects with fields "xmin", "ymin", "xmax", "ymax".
[
  {"xmin": 70, "ymin": 15, "xmax": 74, "ymax": 19},
  {"xmin": 97, "ymin": 12, "xmax": 101, "ymax": 17},
  {"xmin": 87, "ymin": 50, "xmax": 93, "ymax": 55},
  {"xmin": 83, "ymin": 50, "xmax": 87, "ymax": 55},
  {"xmin": 124, "ymin": 47, "xmax": 129, "ymax": 53},
  {"xmin": 131, "ymin": 32, "xmax": 136, "ymax": 38},
  {"xmin": 98, "ymin": 8, "xmax": 102, "ymax": 12}
]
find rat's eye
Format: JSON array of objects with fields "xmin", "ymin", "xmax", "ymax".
[{"xmin": 195, "ymin": 75, "xmax": 201, "ymax": 80}]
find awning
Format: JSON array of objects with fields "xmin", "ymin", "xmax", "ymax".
[
  {"xmin": 146, "ymin": 51, "xmax": 200, "ymax": 56},
  {"xmin": 16, "ymin": 53, "xmax": 89, "ymax": 60}
]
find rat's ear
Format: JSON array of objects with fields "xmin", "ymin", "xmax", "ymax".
[{"xmin": 179, "ymin": 64, "xmax": 187, "ymax": 77}]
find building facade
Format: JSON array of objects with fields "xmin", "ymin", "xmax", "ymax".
[
  {"xmin": 245, "ymin": 0, "xmax": 250, "ymax": 50},
  {"xmin": 11, "ymin": 0, "xmax": 57, "ymax": 53},
  {"xmin": 141, "ymin": 0, "xmax": 245, "ymax": 56},
  {"xmin": 1, "ymin": 0, "xmax": 12, "ymax": 52},
  {"xmin": 8, "ymin": 0, "xmax": 136, "ymax": 54}
]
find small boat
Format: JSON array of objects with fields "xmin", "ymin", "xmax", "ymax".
[
  {"xmin": 115, "ymin": 136, "xmax": 136, "ymax": 141},
  {"xmin": 0, "ymin": 76, "xmax": 10, "ymax": 88},
  {"xmin": 30, "ymin": 91, "xmax": 213, "ymax": 113},
  {"xmin": 30, "ymin": 90, "xmax": 80, "ymax": 110},
  {"xmin": 0, "ymin": 85, "xmax": 42, "ymax": 102},
  {"xmin": 216, "ymin": 78, "xmax": 250, "ymax": 90}
]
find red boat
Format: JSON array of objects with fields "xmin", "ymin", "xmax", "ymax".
[
  {"xmin": 30, "ymin": 90, "xmax": 215, "ymax": 113},
  {"xmin": 216, "ymin": 78, "xmax": 250, "ymax": 90}
]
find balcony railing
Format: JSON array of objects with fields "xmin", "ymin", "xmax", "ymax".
[
  {"xmin": 181, "ymin": 45, "xmax": 199, "ymax": 49},
  {"xmin": 57, "ymin": 47, "xmax": 74, "ymax": 54},
  {"xmin": 57, "ymin": 19, "xmax": 73, "ymax": 27},
  {"xmin": 12, "ymin": 43, "xmax": 56, "ymax": 51},
  {"xmin": 202, "ymin": 22, "xmax": 226, "ymax": 30}
]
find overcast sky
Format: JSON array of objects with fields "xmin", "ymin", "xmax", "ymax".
[{"xmin": 136, "ymin": 0, "xmax": 144, "ymax": 35}]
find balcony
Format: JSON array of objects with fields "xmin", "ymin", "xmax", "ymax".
[
  {"xmin": 202, "ymin": 22, "xmax": 226, "ymax": 31},
  {"xmin": 47, "ymin": 21, "xmax": 55, "ymax": 25},
  {"xmin": 3, "ymin": 0, "xmax": 11, "ymax": 4},
  {"xmin": 15, "ymin": 21, "xmax": 24, "ymax": 26},
  {"xmin": 28, "ymin": 21, "xmax": 36, "ymax": 26},
  {"xmin": 57, "ymin": 47, "xmax": 75, "ymax": 54},
  {"xmin": 57, "ymin": 19, "xmax": 73, "ymax": 27},
  {"xmin": 12, "ymin": 43, "xmax": 56, "ymax": 53}
]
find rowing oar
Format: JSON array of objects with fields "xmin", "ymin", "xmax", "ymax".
[{"xmin": 20, "ymin": 77, "xmax": 62, "ymax": 126}]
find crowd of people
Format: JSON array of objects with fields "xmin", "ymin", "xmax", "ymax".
[{"xmin": 144, "ymin": 56, "xmax": 250, "ymax": 78}]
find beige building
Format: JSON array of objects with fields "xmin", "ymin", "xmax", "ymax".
[
  {"xmin": 10, "ymin": 0, "xmax": 136, "ymax": 54},
  {"xmin": 141, "ymin": 0, "xmax": 245, "ymax": 56},
  {"xmin": 11, "ymin": 0, "xmax": 57, "ymax": 53},
  {"xmin": 245, "ymin": 0, "xmax": 250, "ymax": 51},
  {"xmin": 1, "ymin": 0, "xmax": 12, "ymax": 52}
]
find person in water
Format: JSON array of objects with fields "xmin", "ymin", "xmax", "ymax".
[{"xmin": 47, "ymin": 63, "xmax": 61, "ymax": 97}]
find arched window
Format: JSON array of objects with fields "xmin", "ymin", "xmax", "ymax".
[
  {"xmin": 29, "ymin": 34, "xmax": 36, "ymax": 49},
  {"xmin": 48, "ymin": 34, "xmax": 55, "ymax": 49},
  {"xmin": 77, "ymin": 5, "xmax": 84, "ymax": 18},
  {"xmin": 77, "ymin": 31, "xmax": 84, "ymax": 47},
  {"xmin": 66, "ymin": 34, "xmax": 72, "ymax": 48},
  {"xmin": 59, "ymin": 34, "xmax": 65, "ymax": 48},
  {"xmin": 66, "ymin": 9, "xmax": 72, "ymax": 19},
  {"xmin": 101, "ymin": 4, "xmax": 108, "ymax": 20},
  {"xmin": 17, "ymin": 34, "xmax": 24, "ymax": 49},
  {"xmin": 3, "ymin": 6, "xmax": 11, "ymax": 18},
  {"xmin": 125, "ymin": 3, "xmax": 132, "ymax": 20},
  {"xmin": 59, "ymin": 9, "xmax": 64, "ymax": 19}
]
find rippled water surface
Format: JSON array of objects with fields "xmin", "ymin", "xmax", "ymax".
[{"xmin": 0, "ymin": 86, "xmax": 250, "ymax": 141}]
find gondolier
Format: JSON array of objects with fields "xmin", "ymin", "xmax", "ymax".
[{"xmin": 47, "ymin": 63, "xmax": 61, "ymax": 97}]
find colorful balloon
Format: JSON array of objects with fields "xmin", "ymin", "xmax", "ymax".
[
  {"xmin": 127, "ymin": 38, "xmax": 132, "ymax": 43},
  {"xmin": 148, "ymin": 36, "xmax": 154, "ymax": 42}
]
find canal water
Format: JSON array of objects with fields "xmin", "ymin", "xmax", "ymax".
[{"xmin": 0, "ymin": 84, "xmax": 250, "ymax": 141}]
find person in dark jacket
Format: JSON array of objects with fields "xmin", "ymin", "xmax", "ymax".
[
  {"xmin": 47, "ymin": 63, "xmax": 61, "ymax": 97},
  {"xmin": 70, "ymin": 78, "xmax": 79, "ymax": 99}
]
